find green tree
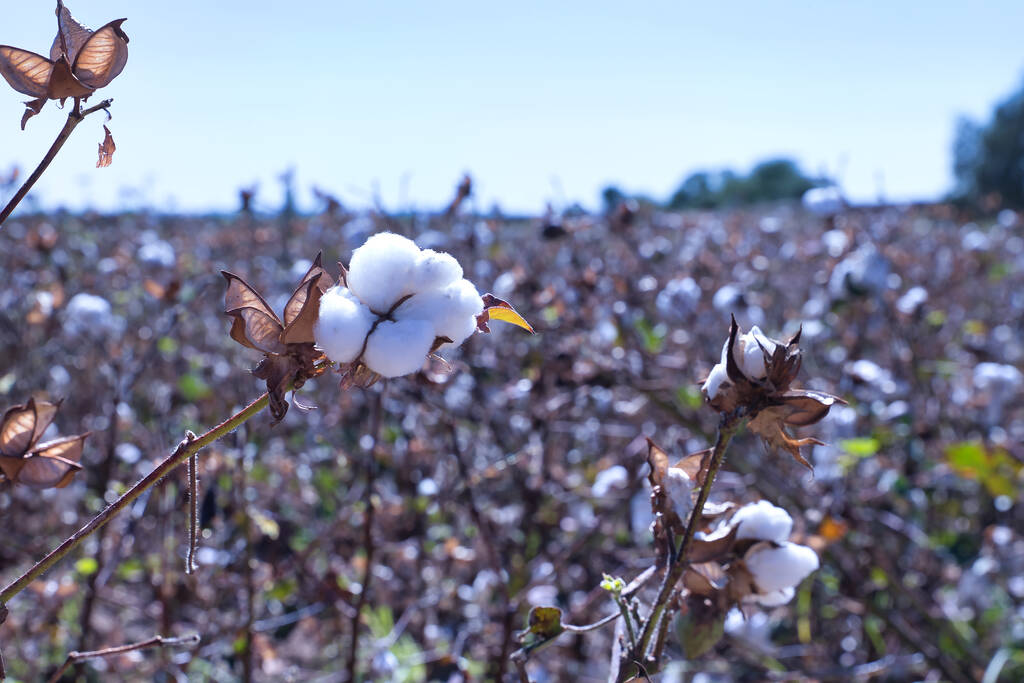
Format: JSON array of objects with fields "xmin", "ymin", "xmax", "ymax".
[{"xmin": 954, "ymin": 79, "xmax": 1024, "ymax": 208}]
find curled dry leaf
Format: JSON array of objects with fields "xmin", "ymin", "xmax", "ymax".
[
  {"xmin": 0, "ymin": 1, "xmax": 129, "ymax": 128},
  {"xmin": 0, "ymin": 397, "xmax": 88, "ymax": 489},
  {"xmin": 222, "ymin": 253, "xmax": 332, "ymax": 423},
  {"xmin": 95, "ymin": 124, "xmax": 115, "ymax": 167}
]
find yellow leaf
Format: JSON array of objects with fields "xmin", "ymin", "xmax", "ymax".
[{"xmin": 487, "ymin": 306, "xmax": 534, "ymax": 334}]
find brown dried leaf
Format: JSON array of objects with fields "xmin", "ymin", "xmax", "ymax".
[
  {"xmin": 748, "ymin": 407, "xmax": 823, "ymax": 471},
  {"xmin": 646, "ymin": 437, "xmax": 670, "ymax": 488},
  {"xmin": 21, "ymin": 96, "xmax": 47, "ymax": 130},
  {"xmin": 683, "ymin": 562, "xmax": 728, "ymax": 596},
  {"xmin": 778, "ymin": 390, "xmax": 844, "ymax": 426},
  {"xmin": 0, "ymin": 47, "xmax": 52, "ymax": 98},
  {"xmin": 674, "ymin": 448, "xmax": 711, "ymax": 487},
  {"xmin": 281, "ymin": 259, "xmax": 329, "ymax": 344},
  {"xmin": 70, "ymin": 20, "xmax": 128, "ymax": 89},
  {"xmin": 51, "ymin": 1, "xmax": 93, "ymax": 61},
  {"xmin": 1, "ymin": 401, "xmax": 39, "ymax": 457},
  {"xmin": 689, "ymin": 526, "xmax": 739, "ymax": 563},
  {"xmin": 45, "ymin": 54, "xmax": 92, "ymax": 100},
  {"xmin": 283, "ymin": 253, "xmax": 330, "ymax": 327},
  {"xmin": 96, "ymin": 125, "xmax": 115, "ymax": 168},
  {"xmin": 253, "ymin": 355, "xmax": 298, "ymax": 424},
  {"xmin": 19, "ymin": 434, "xmax": 87, "ymax": 488},
  {"xmin": 476, "ymin": 293, "xmax": 534, "ymax": 334},
  {"xmin": 222, "ymin": 271, "xmax": 286, "ymax": 354}
]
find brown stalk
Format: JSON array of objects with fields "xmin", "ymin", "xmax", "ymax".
[
  {"xmin": 345, "ymin": 387, "xmax": 385, "ymax": 682},
  {"xmin": 46, "ymin": 633, "xmax": 199, "ymax": 683},
  {"xmin": 617, "ymin": 413, "xmax": 743, "ymax": 679},
  {"xmin": 0, "ymin": 98, "xmax": 112, "ymax": 227}
]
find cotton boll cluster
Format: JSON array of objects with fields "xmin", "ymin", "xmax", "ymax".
[
  {"xmin": 702, "ymin": 325, "xmax": 777, "ymax": 400},
  {"xmin": 315, "ymin": 232, "xmax": 484, "ymax": 379}
]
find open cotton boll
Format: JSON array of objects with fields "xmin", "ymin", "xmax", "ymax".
[
  {"xmin": 744, "ymin": 587, "xmax": 795, "ymax": 607},
  {"xmin": 410, "ymin": 249, "xmax": 463, "ymax": 294},
  {"xmin": 663, "ymin": 467, "xmax": 694, "ymax": 520},
  {"xmin": 315, "ymin": 286, "xmax": 376, "ymax": 363},
  {"xmin": 702, "ymin": 362, "xmax": 729, "ymax": 400},
  {"xmin": 346, "ymin": 232, "xmax": 421, "ymax": 313},
  {"xmin": 396, "ymin": 279, "xmax": 484, "ymax": 348},
  {"xmin": 732, "ymin": 500, "xmax": 793, "ymax": 543},
  {"xmin": 363, "ymin": 318, "xmax": 436, "ymax": 378},
  {"xmin": 745, "ymin": 542, "xmax": 819, "ymax": 593},
  {"xmin": 735, "ymin": 326, "xmax": 777, "ymax": 379}
]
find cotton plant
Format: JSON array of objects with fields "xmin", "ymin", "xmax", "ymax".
[
  {"xmin": 222, "ymin": 232, "xmax": 532, "ymax": 421},
  {"xmin": 516, "ymin": 316, "xmax": 842, "ymax": 679}
]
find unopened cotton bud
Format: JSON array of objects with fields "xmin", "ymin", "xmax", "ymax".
[
  {"xmin": 731, "ymin": 500, "xmax": 793, "ymax": 544},
  {"xmin": 315, "ymin": 287, "xmax": 375, "ymax": 363},
  {"xmin": 663, "ymin": 467, "xmax": 695, "ymax": 521},
  {"xmin": 362, "ymin": 318, "xmax": 436, "ymax": 378},
  {"xmin": 745, "ymin": 542, "xmax": 819, "ymax": 594}
]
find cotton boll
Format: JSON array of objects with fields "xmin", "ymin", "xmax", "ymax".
[
  {"xmin": 744, "ymin": 587, "xmax": 795, "ymax": 607},
  {"xmin": 410, "ymin": 249, "xmax": 463, "ymax": 294},
  {"xmin": 731, "ymin": 500, "xmax": 793, "ymax": 543},
  {"xmin": 663, "ymin": 467, "xmax": 694, "ymax": 521},
  {"xmin": 736, "ymin": 326, "xmax": 776, "ymax": 379},
  {"xmin": 397, "ymin": 279, "xmax": 483, "ymax": 348},
  {"xmin": 315, "ymin": 286, "xmax": 375, "ymax": 363},
  {"xmin": 363, "ymin": 318, "xmax": 436, "ymax": 378},
  {"xmin": 702, "ymin": 362, "xmax": 729, "ymax": 399},
  {"xmin": 346, "ymin": 232, "xmax": 421, "ymax": 312},
  {"xmin": 745, "ymin": 542, "xmax": 819, "ymax": 594}
]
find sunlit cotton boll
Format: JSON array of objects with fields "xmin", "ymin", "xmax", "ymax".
[
  {"xmin": 345, "ymin": 232, "xmax": 424, "ymax": 313},
  {"xmin": 735, "ymin": 326, "xmax": 776, "ymax": 379},
  {"xmin": 63, "ymin": 292, "xmax": 122, "ymax": 337},
  {"xmin": 745, "ymin": 542, "xmax": 819, "ymax": 594},
  {"xmin": 362, "ymin": 318, "xmax": 436, "ymax": 378},
  {"xmin": 663, "ymin": 467, "xmax": 694, "ymax": 520},
  {"xmin": 315, "ymin": 287, "xmax": 375, "ymax": 363},
  {"xmin": 731, "ymin": 500, "xmax": 793, "ymax": 543},
  {"xmin": 396, "ymin": 279, "xmax": 484, "ymax": 348}
]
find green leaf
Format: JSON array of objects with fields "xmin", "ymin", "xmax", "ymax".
[
  {"xmin": 839, "ymin": 437, "xmax": 880, "ymax": 457},
  {"xmin": 946, "ymin": 441, "xmax": 988, "ymax": 479},
  {"xmin": 675, "ymin": 610, "xmax": 725, "ymax": 659},
  {"xmin": 178, "ymin": 373, "xmax": 211, "ymax": 402},
  {"xmin": 75, "ymin": 557, "xmax": 99, "ymax": 576}
]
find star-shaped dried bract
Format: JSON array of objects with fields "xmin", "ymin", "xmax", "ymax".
[
  {"xmin": 707, "ymin": 315, "xmax": 844, "ymax": 470},
  {"xmin": 222, "ymin": 253, "xmax": 332, "ymax": 423},
  {"xmin": 0, "ymin": 2, "xmax": 129, "ymax": 129},
  {"xmin": 0, "ymin": 398, "xmax": 89, "ymax": 489}
]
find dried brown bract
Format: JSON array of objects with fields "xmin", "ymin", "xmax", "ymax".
[
  {"xmin": 0, "ymin": 398, "xmax": 88, "ymax": 489},
  {"xmin": 0, "ymin": 1, "xmax": 129, "ymax": 129},
  {"xmin": 96, "ymin": 124, "xmax": 115, "ymax": 167},
  {"xmin": 703, "ymin": 315, "xmax": 844, "ymax": 470},
  {"xmin": 222, "ymin": 254, "xmax": 333, "ymax": 423}
]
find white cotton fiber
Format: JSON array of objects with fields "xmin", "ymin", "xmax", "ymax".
[
  {"xmin": 362, "ymin": 318, "xmax": 436, "ymax": 378},
  {"xmin": 731, "ymin": 500, "xmax": 793, "ymax": 543},
  {"xmin": 315, "ymin": 286, "xmax": 376, "ymax": 363},
  {"xmin": 702, "ymin": 362, "xmax": 729, "ymax": 400},
  {"xmin": 410, "ymin": 249, "xmax": 463, "ymax": 294},
  {"xmin": 745, "ymin": 542, "xmax": 819, "ymax": 593},
  {"xmin": 663, "ymin": 467, "xmax": 694, "ymax": 521},
  {"xmin": 396, "ymin": 279, "xmax": 484, "ymax": 348},
  {"xmin": 346, "ymin": 232, "xmax": 421, "ymax": 313},
  {"xmin": 735, "ymin": 326, "xmax": 776, "ymax": 379},
  {"xmin": 744, "ymin": 587, "xmax": 795, "ymax": 607}
]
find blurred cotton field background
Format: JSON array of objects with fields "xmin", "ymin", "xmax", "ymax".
[{"xmin": 1, "ymin": 195, "xmax": 1022, "ymax": 680}]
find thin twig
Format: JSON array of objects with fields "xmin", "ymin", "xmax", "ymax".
[
  {"xmin": 0, "ymin": 99, "xmax": 113, "ymax": 227},
  {"xmin": 0, "ymin": 370, "xmax": 317, "ymax": 607},
  {"xmin": 46, "ymin": 633, "xmax": 199, "ymax": 683},
  {"xmin": 345, "ymin": 387, "xmax": 385, "ymax": 682},
  {"xmin": 185, "ymin": 454, "xmax": 199, "ymax": 574}
]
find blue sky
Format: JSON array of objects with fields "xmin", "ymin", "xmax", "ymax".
[{"xmin": 2, "ymin": 1, "xmax": 1023, "ymax": 214}]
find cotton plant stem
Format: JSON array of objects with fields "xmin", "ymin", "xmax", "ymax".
[
  {"xmin": 0, "ymin": 390, "xmax": 270, "ymax": 606},
  {"xmin": 622, "ymin": 414, "xmax": 742, "ymax": 676},
  {"xmin": 46, "ymin": 633, "xmax": 199, "ymax": 683},
  {"xmin": 0, "ymin": 98, "xmax": 113, "ymax": 227}
]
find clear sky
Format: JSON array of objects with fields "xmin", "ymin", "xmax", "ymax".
[{"xmin": 2, "ymin": 1, "xmax": 1023, "ymax": 215}]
